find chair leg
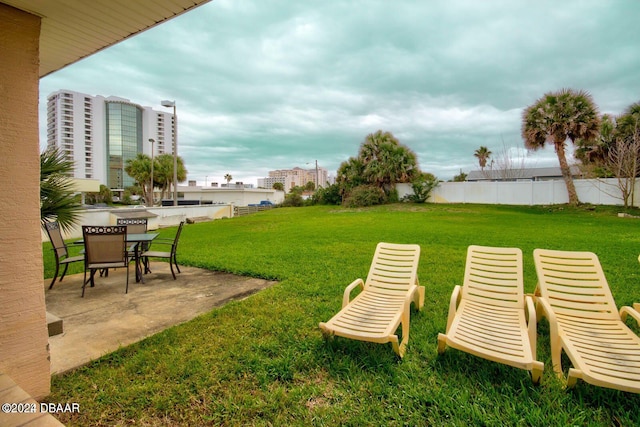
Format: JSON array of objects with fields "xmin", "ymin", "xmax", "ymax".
[
  {"xmin": 566, "ymin": 368, "xmax": 581, "ymax": 388},
  {"xmin": 169, "ymin": 258, "xmax": 177, "ymax": 280},
  {"xmin": 90, "ymin": 269, "xmax": 97, "ymax": 287},
  {"xmin": 81, "ymin": 269, "xmax": 90, "ymax": 297},
  {"xmin": 397, "ymin": 310, "xmax": 410, "ymax": 358},
  {"xmin": 59, "ymin": 263, "xmax": 70, "ymax": 283},
  {"xmin": 390, "ymin": 335, "xmax": 401, "ymax": 357},
  {"xmin": 49, "ymin": 262, "xmax": 61, "ymax": 290},
  {"xmin": 531, "ymin": 361, "xmax": 544, "ymax": 385},
  {"xmin": 414, "ymin": 286, "xmax": 425, "ymax": 311},
  {"xmin": 125, "ymin": 263, "xmax": 130, "ymax": 294},
  {"xmin": 437, "ymin": 333, "xmax": 448, "ymax": 354},
  {"xmin": 550, "ymin": 337, "xmax": 563, "ymax": 378},
  {"xmin": 174, "ymin": 253, "xmax": 181, "ymax": 273}
]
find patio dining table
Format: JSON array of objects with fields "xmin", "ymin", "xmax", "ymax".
[
  {"xmin": 75, "ymin": 232, "xmax": 159, "ymax": 283},
  {"xmin": 125, "ymin": 233, "xmax": 159, "ymax": 283}
]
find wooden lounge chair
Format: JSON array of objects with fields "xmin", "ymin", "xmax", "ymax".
[
  {"xmin": 319, "ymin": 242, "xmax": 424, "ymax": 358},
  {"xmin": 533, "ymin": 249, "xmax": 640, "ymax": 392},
  {"xmin": 437, "ymin": 245, "xmax": 544, "ymax": 383}
]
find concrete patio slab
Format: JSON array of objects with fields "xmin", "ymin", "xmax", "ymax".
[{"xmin": 44, "ymin": 263, "xmax": 276, "ymax": 375}]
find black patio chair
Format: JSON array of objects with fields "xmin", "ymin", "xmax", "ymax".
[
  {"xmin": 44, "ymin": 221, "xmax": 84, "ymax": 289},
  {"xmin": 141, "ymin": 221, "xmax": 184, "ymax": 280},
  {"xmin": 117, "ymin": 217, "xmax": 150, "ymax": 272},
  {"xmin": 116, "ymin": 217, "xmax": 148, "ymax": 234},
  {"xmin": 82, "ymin": 225, "xmax": 130, "ymax": 297}
]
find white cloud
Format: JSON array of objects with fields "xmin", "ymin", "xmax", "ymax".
[{"xmin": 39, "ymin": 0, "xmax": 640, "ymax": 183}]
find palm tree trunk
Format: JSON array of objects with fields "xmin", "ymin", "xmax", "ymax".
[{"xmin": 555, "ymin": 141, "xmax": 580, "ymax": 205}]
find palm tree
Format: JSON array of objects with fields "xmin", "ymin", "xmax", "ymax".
[
  {"xmin": 336, "ymin": 156, "xmax": 365, "ymax": 198},
  {"xmin": 224, "ymin": 173, "xmax": 233, "ymax": 185},
  {"xmin": 124, "ymin": 153, "xmax": 153, "ymax": 205},
  {"xmin": 615, "ymin": 102, "xmax": 640, "ymax": 143},
  {"xmin": 359, "ymin": 130, "xmax": 418, "ymax": 193},
  {"xmin": 522, "ymin": 88, "xmax": 600, "ymax": 205},
  {"xmin": 153, "ymin": 154, "xmax": 187, "ymax": 201},
  {"xmin": 474, "ymin": 146, "xmax": 492, "ymax": 170},
  {"xmin": 359, "ymin": 130, "xmax": 398, "ymax": 164},
  {"xmin": 575, "ymin": 114, "xmax": 615, "ymax": 168},
  {"xmin": 40, "ymin": 147, "xmax": 82, "ymax": 232}
]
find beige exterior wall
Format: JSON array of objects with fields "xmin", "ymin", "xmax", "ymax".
[{"xmin": 0, "ymin": 4, "xmax": 51, "ymax": 398}]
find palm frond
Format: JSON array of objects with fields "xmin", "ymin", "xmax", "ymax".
[{"xmin": 40, "ymin": 148, "xmax": 82, "ymax": 233}]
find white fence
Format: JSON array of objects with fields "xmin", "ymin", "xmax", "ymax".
[{"xmin": 397, "ymin": 178, "xmax": 640, "ymax": 207}]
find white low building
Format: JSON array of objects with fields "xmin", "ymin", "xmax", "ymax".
[{"xmin": 177, "ymin": 184, "xmax": 284, "ymax": 206}]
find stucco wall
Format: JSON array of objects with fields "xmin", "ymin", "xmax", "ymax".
[
  {"xmin": 0, "ymin": 4, "xmax": 51, "ymax": 398},
  {"xmin": 42, "ymin": 204, "xmax": 234, "ymax": 241}
]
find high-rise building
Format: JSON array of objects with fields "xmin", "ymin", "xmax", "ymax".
[
  {"xmin": 46, "ymin": 90, "xmax": 175, "ymax": 190},
  {"xmin": 263, "ymin": 166, "xmax": 328, "ymax": 190}
]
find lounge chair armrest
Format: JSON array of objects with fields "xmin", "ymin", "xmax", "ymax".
[
  {"xmin": 536, "ymin": 295, "xmax": 565, "ymax": 375},
  {"xmin": 525, "ymin": 295, "xmax": 537, "ymax": 325},
  {"xmin": 620, "ymin": 305, "xmax": 640, "ymax": 327},
  {"xmin": 405, "ymin": 284, "xmax": 419, "ymax": 311},
  {"xmin": 445, "ymin": 285, "xmax": 462, "ymax": 332},
  {"xmin": 342, "ymin": 278, "xmax": 364, "ymax": 308},
  {"xmin": 535, "ymin": 296, "xmax": 556, "ymax": 323},
  {"xmin": 525, "ymin": 295, "xmax": 537, "ymax": 355},
  {"xmin": 535, "ymin": 296, "xmax": 561, "ymax": 347}
]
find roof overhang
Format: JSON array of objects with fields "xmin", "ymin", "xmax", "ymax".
[{"xmin": 3, "ymin": 0, "xmax": 211, "ymax": 77}]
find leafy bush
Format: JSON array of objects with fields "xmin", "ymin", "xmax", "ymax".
[
  {"xmin": 281, "ymin": 192, "xmax": 304, "ymax": 207},
  {"xmin": 342, "ymin": 185, "xmax": 386, "ymax": 208},
  {"xmin": 386, "ymin": 187, "xmax": 399, "ymax": 203},
  {"xmin": 310, "ymin": 183, "xmax": 341, "ymax": 205},
  {"xmin": 403, "ymin": 174, "xmax": 439, "ymax": 203},
  {"xmin": 85, "ymin": 185, "xmax": 113, "ymax": 205}
]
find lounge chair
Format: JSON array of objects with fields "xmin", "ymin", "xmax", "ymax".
[
  {"xmin": 533, "ymin": 248, "xmax": 640, "ymax": 392},
  {"xmin": 319, "ymin": 242, "xmax": 424, "ymax": 358},
  {"xmin": 437, "ymin": 245, "xmax": 543, "ymax": 383}
]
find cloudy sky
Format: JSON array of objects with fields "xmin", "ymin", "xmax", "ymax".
[{"xmin": 39, "ymin": 0, "xmax": 640, "ymax": 184}]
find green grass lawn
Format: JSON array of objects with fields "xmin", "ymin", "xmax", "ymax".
[{"xmin": 43, "ymin": 204, "xmax": 640, "ymax": 426}]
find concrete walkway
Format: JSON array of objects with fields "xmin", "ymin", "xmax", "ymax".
[{"xmin": 45, "ymin": 263, "xmax": 276, "ymax": 375}]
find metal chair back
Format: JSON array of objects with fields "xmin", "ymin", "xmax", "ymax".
[
  {"xmin": 171, "ymin": 221, "xmax": 185, "ymax": 256},
  {"xmin": 44, "ymin": 221, "xmax": 69, "ymax": 259},
  {"xmin": 116, "ymin": 218, "xmax": 148, "ymax": 234},
  {"xmin": 82, "ymin": 225, "xmax": 128, "ymax": 266}
]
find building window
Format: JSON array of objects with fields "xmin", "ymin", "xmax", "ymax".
[{"xmin": 106, "ymin": 102, "xmax": 143, "ymax": 189}]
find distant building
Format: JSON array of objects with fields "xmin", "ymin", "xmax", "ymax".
[
  {"xmin": 46, "ymin": 89, "xmax": 175, "ymax": 190},
  {"xmin": 258, "ymin": 176, "xmax": 287, "ymax": 189},
  {"xmin": 466, "ymin": 166, "xmax": 583, "ymax": 182},
  {"xmin": 177, "ymin": 184, "xmax": 283, "ymax": 206},
  {"xmin": 261, "ymin": 166, "xmax": 328, "ymax": 190}
]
